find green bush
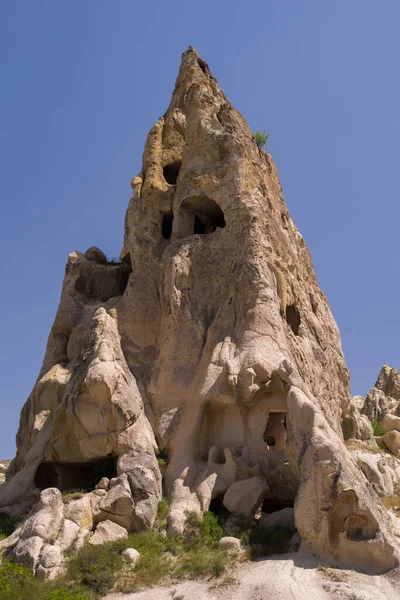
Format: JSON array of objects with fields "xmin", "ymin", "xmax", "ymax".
[
  {"xmin": 372, "ymin": 419, "xmax": 388, "ymax": 437},
  {"xmin": 254, "ymin": 129, "xmax": 271, "ymax": 149},
  {"xmin": 67, "ymin": 541, "xmax": 123, "ymax": 596},
  {"xmin": 0, "ymin": 561, "xmax": 92, "ymax": 600},
  {"xmin": 0, "ymin": 513, "xmax": 18, "ymax": 539},
  {"xmin": 0, "ymin": 561, "xmax": 39, "ymax": 600},
  {"xmin": 42, "ymin": 588, "xmax": 92, "ymax": 600},
  {"xmin": 155, "ymin": 447, "xmax": 169, "ymax": 468}
]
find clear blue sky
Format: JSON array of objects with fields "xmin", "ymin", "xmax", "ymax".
[{"xmin": 1, "ymin": 1, "xmax": 399, "ymax": 458}]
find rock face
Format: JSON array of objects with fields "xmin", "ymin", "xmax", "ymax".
[{"xmin": 1, "ymin": 46, "xmax": 400, "ymax": 572}]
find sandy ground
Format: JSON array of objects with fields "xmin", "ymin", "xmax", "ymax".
[{"xmin": 106, "ymin": 552, "xmax": 400, "ymax": 600}]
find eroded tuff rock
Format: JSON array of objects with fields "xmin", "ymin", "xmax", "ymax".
[{"xmin": 1, "ymin": 46, "xmax": 400, "ymax": 573}]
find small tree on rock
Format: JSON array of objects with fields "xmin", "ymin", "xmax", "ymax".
[{"xmin": 254, "ymin": 129, "xmax": 271, "ymax": 149}]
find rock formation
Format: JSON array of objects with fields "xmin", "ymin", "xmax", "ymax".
[{"xmin": 1, "ymin": 46, "xmax": 400, "ymax": 574}]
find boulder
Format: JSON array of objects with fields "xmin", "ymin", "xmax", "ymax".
[
  {"xmin": 64, "ymin": 495, "xmax": 93, "ymax": 530},
  {"xmin": 384, "ymin": 431, "xmax": 400, "ymax": 457},
  {"xmin": 12, "ymin": 535, "xmax": 44, "ymax": 571},
  {"xmin": 121, "ymin": 547, "xmax": 140, "ymax": 565},
  {"xmin": 351, "ymin": 450, "xmax": 396, "ymax": 497},
  {"xmin": 260, "ymin": 507, "xmax": 295, "ymax": 529},
  {"xmin": 218, "ymin": 536, "xmax": 241, "ymax": 551},
  {"xmin": 89, "ymin": 520, "xmax": 128, "ymax": 545},
  {"xmin": 223, "ymin": 477, "xmax": 269, "ymax": 517},
  {"xmin": 40, "ymin": 544, "xmax": 61, "ymax": 568},
  {"xmin": 19, "ymin": 488, "xmax": 63, "ymax": 542},
  {"xmin": 84, "ymin": 246, "xmax": 107, "ymax": 264},
  {"xmin": 95, "ymin": 477, "xmax": 110, "ymax": 490},
  {"xmin": 382, "ymin": 414, "xmax": 400, "ymax": 433}
]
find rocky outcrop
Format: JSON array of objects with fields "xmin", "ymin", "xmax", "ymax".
[
  {"xmin": 1, "ymin": 47, "xmax": 400, "ymax": 573},
  {"xmin": 361, "ymin": 365, "xmax": 400, "ymax": 423}
]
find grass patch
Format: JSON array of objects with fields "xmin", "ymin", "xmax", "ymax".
[
  {"xmin": 0, "ymin": 562, "xmax": 92, "ymax": 600},
  {"xmin": 344, "ymin": 440, "xmax": 384, "ymax": 454},
  {"xmin": 155, "ymin": 447, "xmax": 169, "ymax": 468},
  {"xmin": 372, "ymin": 420, "xmax": 388, "ymax": 437},
  {"xmin": 61, "ymin": 490, "xmax": 87, "ymax": 503},
  {"xmin": 382, "ymin": 496, "xmax": 400, "ymax": 515},
  {"xmin": 67, "ymin": 541, "xmax": 123, "ymax": 596},
  {"xmin": 0, "ymin": 513, "xmax": 18, "ymax": 539},
  {"xmin": 317, "ymin": 565, "xmax": 347, "ymax": 582},
  {"xmin": 0, "ymin": 501, "xmax": 297, "ymax": 598}
]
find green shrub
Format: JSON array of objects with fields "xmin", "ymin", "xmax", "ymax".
[
  {"xmin": 254, "ymin": 129, "xmax": 271, "ymax": 149},
  {"xmin": 67, "ymin": 541, "xmax": 123, "ymax": 595},
  {"xmin": 184, "ymin": 510, "xmax": 224, "ymax": 548},
  {"xmin": 372, "ymin": 419, "xmax": 388, "ymax": 436},
  {"xmin": 175, "ymin": 546, "xmax": 228, "ymax": 579},
  {"xmin": 42, "ymin": 588, "xmax": 92, "ymax": 600},
  {"xmin": 0, "ymin": 513, "xmax": 18, "ymax": 539},
  {"xmin": 0, "ymin": 561, "xmax": 40, "ymax": 600},
  {"xmin": 154, "ymin": 498, "xmax": 169, "ymax": 532},
  {"xmin": 155, "ymin": 447, "xmax": 169, "ymax": 468}
]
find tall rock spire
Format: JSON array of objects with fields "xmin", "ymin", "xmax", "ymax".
[{"xmin": 1, "ymin": 47, "xmax": 399, "ymax": 574}]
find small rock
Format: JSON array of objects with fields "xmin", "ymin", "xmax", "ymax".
[
  {"xmin": 96, "ymin": 477, "xmax": 110, "ymax": 490},
  {"xmin": 122, "ymin": 547, "xmax": 140, "ymax": 565},
  {"xmin": 89, "ymin": 520, "xmax": 128, "ymax": 545},
  {"xmin": 218, "ymin": 536, "xmax": 241, "ymax": 551}
]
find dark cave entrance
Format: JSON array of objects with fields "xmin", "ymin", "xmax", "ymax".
[
  {"xmin": 177, "ymin": 195, "xmax": 226, "ymax": 237},
  {"xmin": 263, "ymin": 412, "xmax": 287, "ymax": 451},
  {"xmin": 285, "ymin": 304, "xmax": 300, "ymax": 336},
  {"xmin": 163, "ymin": 161, "xmax": 182, "ymax": 185},
  {"xmin": 261, "ymin": 497, "xmax": 294, "ymax": 514},
  {"xmin": 162, "ymin": 213, "xmax": 174, "ymax": 239},
  {"xmin": 34, "ymin": 457, "xmax": 117, "ymax": 493}
]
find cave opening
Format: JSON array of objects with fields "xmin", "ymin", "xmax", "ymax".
[
  {"xmin": 177, "ymin": 195, "xmax": 226, "ymax": 237},
  {"xmin": 261, "ymin": 497, "xmax": 294, "ymax": 514},
  {"xmin": 194, "ymin": 215, "xmax": 206, "ymax": 234},
  {"xmin": 286, "ymin": 304, "xmax": 300, "ymax": 336},
  {"xmin": 163, "ymin": 161, "xmax": 181, "ymax": 185},
  {"xmin": 263, "ymin": 412, "xmax": 287, "ymax": 451},
  {"xmin": 162, "ymin": 213, "xmax": 173, "ymax": 239},
  {"xmin": 34, "ymin": 457, "xmax": 117, "ymax": 493}
]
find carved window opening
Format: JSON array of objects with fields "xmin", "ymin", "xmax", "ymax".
[
  {"xmin": 163, "ymin": 161, "xmax": 181, "ymax": 185},
  {"xmin": 263, "ymin": 412, "xmax": 287, "ymax": 451},
  {"xmin": 162, "ymin": 213, "xmax": 173, "ymax": 239},
  {"xmin": 177, "ymin": 195, "xmax": 226, "ymax": 237},
  {"xmin": 286, "ymin": 304, "xmax": 300, "ymax": 336},
  {"xmin": 34, "ymin": 457, "xmax": 117, "ymax": 493}
]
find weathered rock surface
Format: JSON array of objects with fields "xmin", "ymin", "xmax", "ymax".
[
  {"xmin": 1, "ymin": 46, "xmax": 400, "ymax": 573},
  {"xmin": 121, "ymin": 547, "xmax": 140, "ymax": 565},
  {"xmin": 89, "ymin": 520, "xmax": 128, "ymax": 545},
  {"xmin": 218, "ymin": 536, "xmax": 241, "ymax": 552}
]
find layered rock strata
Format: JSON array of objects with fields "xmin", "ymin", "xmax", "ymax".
[{"xmin": 1, "ymin": 47, "xmax": 400, "ymax": 573}]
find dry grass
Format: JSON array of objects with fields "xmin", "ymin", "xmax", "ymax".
[
  {"xmin": 344, "ymin": 440, "xmax": 384, "ymax": 454},
  {"xmin": 317, "ymin": 566, "xmax": 347, "ymax": 582},
  {"xmin": 382, "ymin": 496, "xmax": 400, "ymax": 515}
]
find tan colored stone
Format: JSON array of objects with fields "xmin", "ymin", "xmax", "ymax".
[
  {"xmin": 384, "ymin": 431, "xmax": 400, "ymax": 457},
  {"xmin": 64, "ymin": 495, "xmax": 93, "ymax": 530},
  {"xmin": 2, "ymin": 46, "xmax": 400, "ymax": 574},
  {"xmin": 223, "ymin": 477, "xmax": 269, "ymax": 517},
  {"xmin": 121, "ymin": 547, "xmax": 140, "ymax": 565},
  {"xmin": 219, "ymin": 536, "xmax": 241, "ymax": 551},
  {"xmin": 260, "ymin": 507, "xmax": 294, "ymax": 529},
  {"xmin": 382, "ymin": 414, "xmax": 400, "ymax": 433},
  {"xmin": 89, "ymin": 520, "xmax": 128, "ymax": 545},
  {"xmin": 40, "ymin": 544, "xmax": 61, "ymax": 568}
]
